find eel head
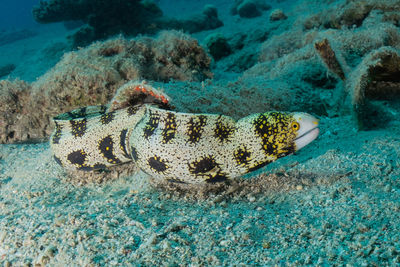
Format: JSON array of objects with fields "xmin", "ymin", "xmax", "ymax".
[{"xmin": 292, "ymin": 113, "xmax": 320, "ymax": 151}]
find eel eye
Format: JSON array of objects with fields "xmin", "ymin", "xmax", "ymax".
[{"xmin": 291, "ymin": 122, "xmax": 300, "ymax": 131}]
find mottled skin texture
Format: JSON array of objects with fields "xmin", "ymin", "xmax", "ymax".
[
  {"xmin": 51, "ymin": 104, "xmax": 311, "ymax": 184},
  {"xmin": 131, "ymin": 106, "xmax": 299, "ymax": 183},
  {"xmin": 51, "ymin": 105, "xmax": 145, "ymax": 171}
]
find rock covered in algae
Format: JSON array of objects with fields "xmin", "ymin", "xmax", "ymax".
[
  {"xmin": 255, "ymin": 3, "xmax": 400, "ymax": 118},
  {"xmin": 303, "ymin": 0, "xmax": 400, "ymax": 30},
  {"xmin": 33, "ymin": 0, "xmax": 222, "ymax": 47},
  {"xmin": 348, "ymin": 47, "xmax": 400, "ymax": 129},
  {"xmin": 0, "ymin": 31, "xmax": 212, "ymax": 144},
  {"xmin": 0, "ymin": 80, "xmax": 40, "ymax": 143}
]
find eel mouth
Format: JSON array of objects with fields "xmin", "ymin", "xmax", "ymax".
[{"xmin": 294, "ymin": 126, "xmax": 320, "ymax": 151}]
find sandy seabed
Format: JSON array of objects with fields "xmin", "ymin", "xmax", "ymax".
[
  {"xmin": 1, "ymin": 115, "xmax": 399, "ymax": 266},
  {"xmin": 1, "ymin": 0, "xmax": 400, "ymax": 265}
]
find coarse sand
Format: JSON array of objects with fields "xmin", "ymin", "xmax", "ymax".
[{"xmin": 1, "ymin": 0, "xmax": 400, "ymax": 265}]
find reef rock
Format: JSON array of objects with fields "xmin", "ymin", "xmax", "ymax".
[
  {"xmin": 348, "ymin": 47, "xmax": 400, "ymax": 129},
  {"xmin": 158, "ymin": 5, "xmax": 223, "ymax": 35},
  {"xmin": 33, "ymin": 0, "xmax": 222, "ymax": 47},
  {"xmin": 231, "ymin": 0, "xmax": 271, "ymax": 18}
]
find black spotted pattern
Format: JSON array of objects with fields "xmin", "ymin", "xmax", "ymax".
[
  {"xmin": 162, "ymin": 112, "xmax": 177, "ymax": 144},
  {"xmin": 77, "ymin": 165, "xmax": 95, "ymax": 171},
  {"xmin": 93, "ymin": 163, "xmax": 107, "ymax": 170},
  {"xmin": 70, "ymin": 119, "xmax": 87, "ymax": 138},
  {"xmin": 189, "ymin": 156, "xmax": 216, "ymax": 174},
  {"xmin": 67, "ymin": 149, "xmax": 88, "ymax": 169},
  {"xmin": 52, "ymin": 122, "xmax": 63, "ymax": 144},
  {"xmin": 130, "ymin": 146, "xmax": 138, "ymax": 161},
  {"xmin": 187, "ymin": 115, "xmax": 207, "ymax": 144},
  {"xmin": 98, "ymin": 135, "xmax": 122, "ymax": 165},
  {"xmin": 99, "ymin": 105, "xmax": 107, "ymax": 114},
  {"xmin": 206, "ymin": 174, "xmax": 228, "ymax": 183},
  {"xmin": 248, "ymin": 112, "xmax": 298, "ymax": 171},
  {"xmin": 253, "ymin": 113, "xmax": 292, "ymax": 156},
  {"xmin": 188, "ymin": 155, "xmax": 227, "ymax": 183},
  {"xmin": 148, "ymin": 156, "xmax": 168, "ymax": 173},
  {"xmin": 77, "ymin": 164, "xmax": 106, "ymax": 171},
  {"xmin": 100, "ymin": 111, "xmax": 115, "ymax": 125},
  {"xmin": 214, "ymin": 117, "xmax": 234, "ymax": 143},
  {"xmin": 234, "ymin": 146, "xmax": 252, "ymax": 167},
  {"xmin": 119, "ymin": 129, "xmax": 131, "ymax": 159},
  {"xmin": 127, "ymin": 106, "xmax": 140, "ymax": 116},
  {"xmin": 143, "ymin": 110, "xmax": 160, "ymax": 139}
]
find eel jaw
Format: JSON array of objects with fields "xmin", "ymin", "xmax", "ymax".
[{"xmin": 293, "ymin": 113, "xmax": 320, "ymax": 151}]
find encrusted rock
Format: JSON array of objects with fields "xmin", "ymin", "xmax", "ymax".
[
  {"xmin": 348, "ymin": 47, "xmax": 400, "ymax": 129},
  {"xmin": 231, "ymin": 0, "xmax": 271, "ymax": 18},
  {"xmin": 269, "ymin": 9, "xmax": 288, "ymax": 21}
]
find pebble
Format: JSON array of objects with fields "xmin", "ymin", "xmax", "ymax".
[
  {"xmin": 45, "ymin": 246, "xmax": 57, "ymax": 257},
  {"xmin": 0, "ymin": 231, "xmax": 6, "ymax": 242},
  {"xmin": 262, "ymin": 241, "xmax": 271, "ymax": 249},
  {"xmin": 148, "ymin": 234, "xmax": 158, "ymax": 245},
  {"xmin": 384, "ymin": 185, "xmax": 391, "ymax": 192},
  {"xmin": 296, "ymin": 185, "xmax": 303, "ymax": 191},
  {"xmin": 247, "ymin": 195, "xmax": 256, "ymax": 202},
  {"xmin": 161, "ymin": 240, "xmax": 171, "ymax": 251},
  {"xmin": 219, "ymin": 240, "xmax": 229, "ymax": 246}
]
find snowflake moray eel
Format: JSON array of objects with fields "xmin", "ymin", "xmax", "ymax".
[{"xmin": 50, "ymin": 81, "xmax": 319, "ymax": 184}]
